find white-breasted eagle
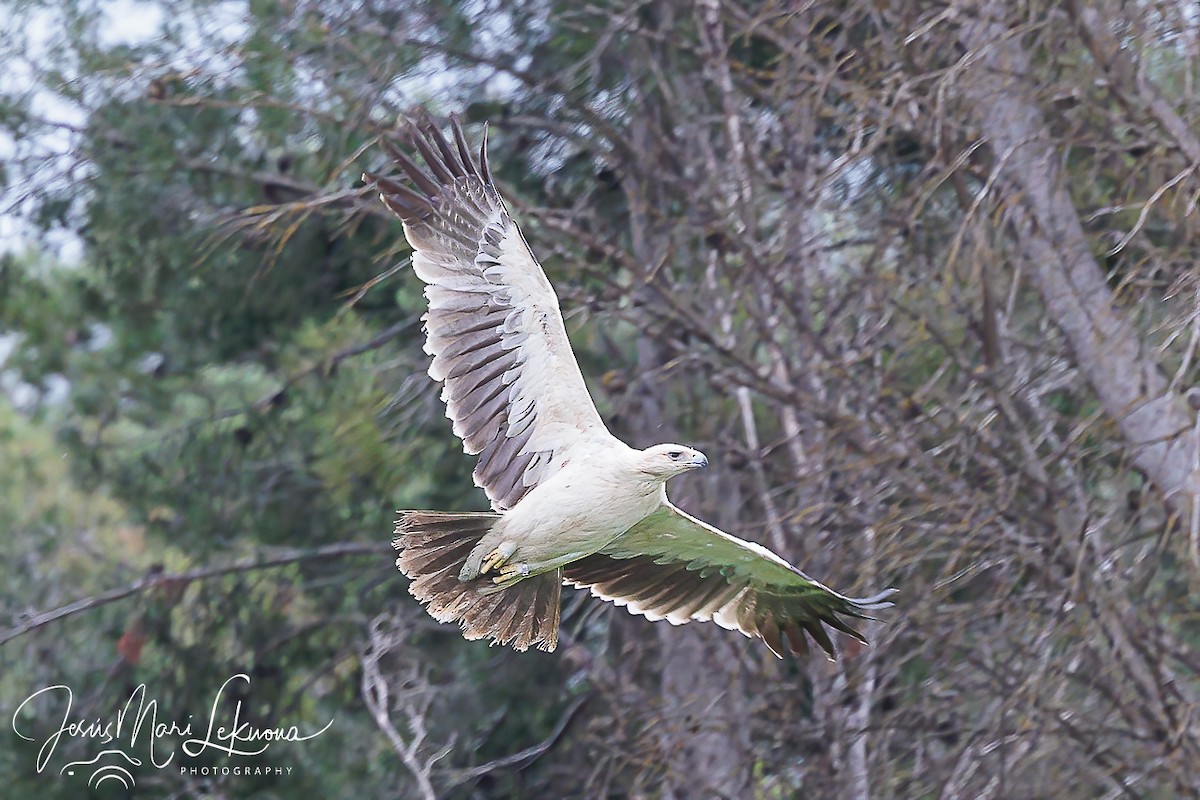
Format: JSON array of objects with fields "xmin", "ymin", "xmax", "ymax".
[{"xmin": 365, "ymin": 115, "xmax": 895, "ymax": 658}]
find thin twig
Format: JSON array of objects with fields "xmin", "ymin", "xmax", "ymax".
[{"xmin": 440, "ymin": 693, "xmax": 591, "ymax": 789}]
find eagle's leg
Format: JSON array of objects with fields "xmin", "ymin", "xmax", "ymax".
[
  {"xmin": 490, "ymin": 550, "xmax": 593, "ymax": 588},
  {"xmin": 491, "ymin": 561, "xmax": 532, "ymax": 585}
]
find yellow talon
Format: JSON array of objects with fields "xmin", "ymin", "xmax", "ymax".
[
  {"xmin": 492, "ymin": 562, "xmax": 532, "ymax": 585},
  {"xmin": 480, "ymin": 551, "xmax": 505, "ymax": 575},
  {"xmin": 478, "ymin": 543, "xmax": 516, "ymax": 576}
]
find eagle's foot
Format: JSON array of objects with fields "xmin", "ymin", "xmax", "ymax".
[
  {"xmin": 492, "ymin": 562, "xmax": 532, "ymax": 585},
  {"xmin": 478, "ymin": 542, "xmax": 517, "ymax": 576}
]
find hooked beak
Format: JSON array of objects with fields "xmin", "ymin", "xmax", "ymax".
[{"xmin": 689, "ymin": 452, "xmax": 709, "ymax": 470}]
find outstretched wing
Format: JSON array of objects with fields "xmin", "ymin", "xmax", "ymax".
[
  {"xmin": 563, "ymin": 503, "xmax": 896, "ymax": 659},
  {"xmin": 366, "ymin": 116, "xmax": 613, "ymax": 511}
]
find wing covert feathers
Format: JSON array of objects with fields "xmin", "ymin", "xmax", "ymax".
[
  {"xmin": 366, "ymin": 116, "xmax": 611, "ymax": 512},
  {"xmin": 563, "ymin": 505, "xmax": 896, "ymax": 660},
  {"xmin": 394, "ymin": 510, "xmax": 561, "ymax": 652}
]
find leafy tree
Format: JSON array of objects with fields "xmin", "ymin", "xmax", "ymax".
[{"xmin": 3, "ymin": 0, "xmax": 1199, "ymax": 797}]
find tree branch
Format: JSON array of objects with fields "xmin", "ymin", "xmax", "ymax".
[
  {"xmin": 1, "ymin": 541, "xmax": 391, "ymax": 646},
  {"xmin": 958, "ymin": 11, "xmax": 1199, "ymax": 536},
  {"xmin": 439, "ymin": 693, "xmax": 590, "ymax": 789}
]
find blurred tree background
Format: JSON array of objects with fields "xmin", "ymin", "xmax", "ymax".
[{"xmin": 1, "ymin": 0, "xmax": 1199, "ymax": 797}]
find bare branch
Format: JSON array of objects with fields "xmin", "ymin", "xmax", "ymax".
[
  {"xmin": 361, "ymin": 614, "xmax": 447, "ymax": 800},
  {"xmin": 1, "ymin": 542, "xmax": 391, "ymax": 646}
]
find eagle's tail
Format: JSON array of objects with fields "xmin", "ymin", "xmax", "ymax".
[{"xmin": 393, "ymin": 510, "xmax": 562, "ymax": 652}]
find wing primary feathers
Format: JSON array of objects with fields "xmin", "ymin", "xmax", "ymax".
[
  {"xmin": 362, "ymin": 172, "xmax": 409, "ymax": 200},
  {"xmin": 784, "ymin": 626, "xmax": 810, "ymax": 657},
  {"xmin": 411, "ymin": 222, "xmax": 480, "ymax": 255},
  {"xmin": 374, "ymin": 114, "xmax": 610, "ymax": 513},
  {"xmin": 410, "ymin": 123, "xmax": 459, "ymax": 185},
  {"xmin": 478, "ymin": 122, "xmax": 492, "ymax": 184},
  {"xmin": 450, "ymin": 114, "xmax": 478, "ymax": 179},
  {"xmin": 426, "ymin": 119, "xmax": 471, "ymax": 178},
  {"xmin": 382, "ymin": 140, "xmax": 443, "ymax": 200},
  {"xmin": 364, "ymin": 169, "xmax": 434, "ymax": 221},
  {"xmin": 821, "ymin": 612, "xmax": 870, "ymax": 643},
  {"xmin": 759, "ymin": 618, "xmax": 785, "ymax": 659},
  {"xmin": 799, "ymin": 618, "xmax": 837, "ymax": 659}
]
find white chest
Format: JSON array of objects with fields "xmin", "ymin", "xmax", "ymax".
[{"xmin": 500, "ymin": 457, "xmax": 663, "ymax": 549}]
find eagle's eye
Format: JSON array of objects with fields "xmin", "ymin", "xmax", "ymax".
[{"xmin": 668, "ymin": 450, "xmax": 684, "ymax": 460}]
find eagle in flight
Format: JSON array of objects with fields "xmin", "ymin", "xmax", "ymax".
[{"xmin": 365, "ymin": 115, "xmax": 895, "ymax": 658}]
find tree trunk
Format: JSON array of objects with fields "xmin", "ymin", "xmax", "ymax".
[{"xmin": 958, "ymin": 10, "xmax": 1199, "ymax": 539}]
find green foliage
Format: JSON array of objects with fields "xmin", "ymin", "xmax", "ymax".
[
  {"xmin": 0, "ymin": 1, "xmax": 588, "ymax": 795},
  {"xmin": 3, "ymin": 0, "xmax": 1199, "ymax": 797}
]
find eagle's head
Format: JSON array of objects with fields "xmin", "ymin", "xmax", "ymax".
[{"xmin": 636, "ymin": 444, "xmax": 709, "ymax": 479}]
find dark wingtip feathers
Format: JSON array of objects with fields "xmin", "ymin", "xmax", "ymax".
[
  {"xmin": 755, "ymin": 587, "xmax": 895, "ymax": 660},
  {"xmin": 367, "ymin": 114, "xmax": 494, "ymax": 226},
  {"xmin": 801, "ymin": 618, "xmax": 838, "ymax": 659},
  {"xmin": 478, "ymin": 122, "xmax": 492, "ymax": 184},
  {"xmin": 449, "ymin": 114, "xmax": 475, "ymax": 176},
  {"xmin": 800, "ymin": 587, "xmax": 898, "ymax": 659}
]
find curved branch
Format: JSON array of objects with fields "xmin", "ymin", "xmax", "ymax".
[{"xmin": 1, "ymin": 541, "xmax": 392, "ymax": 646}]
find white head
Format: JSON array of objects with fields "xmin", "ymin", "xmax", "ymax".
[{"xmin": 635, "ymin": 443, "xmax": 709, "ymax": 480}]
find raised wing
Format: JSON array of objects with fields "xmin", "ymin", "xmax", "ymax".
[
  {"xmin": 563, "ymin": 503, "xmax": 896, "ymax": 659},
  {"xmin": 365, "ymin": 116, "xmax": 613, "ymax": 510}
]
